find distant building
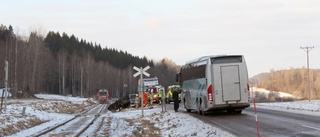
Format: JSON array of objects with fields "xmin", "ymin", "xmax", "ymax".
[{"xmin": 0, "ymin": 88, "xmax": 12, "ymax": 97}]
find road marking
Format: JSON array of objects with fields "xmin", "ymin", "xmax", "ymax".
[
  {"xmin": 302, "ymin": 125, "xmax": 320, "ymax": 131},
  {"xmin": 209, "ymin": 119, "xmax": 257, "ymax": 137},
  {"xmin": 210, "ymin": 120, "xmax": 235, "ymax": 132},
  {"xmin": 242, "ymin": 111, "xmax": 255, "ymax": 117}
]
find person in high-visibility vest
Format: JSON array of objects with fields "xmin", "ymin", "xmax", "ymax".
[
  {"xmin": 143, "ymin": 92, "xmax": 147, "ymax": 107},
  {"xmin": 158, "ymin": 89, "xmax": 163, "ymax": 105},
  {"xmin": 148, "ymin": 91, "xmax": 154, "ymax": 107},
  {"xmin": 166, "ymin": 90, "xmax": 172, "ymax": 104},
  {"xmin": 135, "ymin": 94, "xmax": 140, "ymax": 109}
]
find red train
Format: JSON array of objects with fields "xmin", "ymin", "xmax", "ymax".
[{"xmin": 97, "ymin": 89, "xmax": 109, "ymax": 103}]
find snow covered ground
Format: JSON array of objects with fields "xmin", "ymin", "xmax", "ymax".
[
  {"xmin": 0, "ymin": 94, "xmax": 319, "ymax": 137},
  {"xmin": 257, "ymin": 100, "xmax": 320, "ymax": 112},
  {"xmin": 251, "ymin": 87, "xmax": 301, "ymax": 99}
]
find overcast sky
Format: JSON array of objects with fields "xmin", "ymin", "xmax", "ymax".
[{"xmin": 1, "ymin": 0, "xmax": 320, "ymax": 77}]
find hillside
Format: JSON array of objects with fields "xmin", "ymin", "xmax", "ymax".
[
  {"xmin": 250, "ymin": 68, "xmax": 320, "ymax": 100},
  {"xmin": 0, "ymin": 24, "xmax": 180, "ymax": 99}
]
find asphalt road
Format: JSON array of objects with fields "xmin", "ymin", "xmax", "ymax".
[{"xmin": 178, "ymin": 105, "xmax": 320, "ymax": 137}]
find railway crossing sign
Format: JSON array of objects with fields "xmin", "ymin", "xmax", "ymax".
[
  {"xmin": 133, "ymin": 66, "xmax": 150, "ymax": 117},
  {"xmin": 133, "ymin": 66, "xmax": 150, "ymax": 77}
]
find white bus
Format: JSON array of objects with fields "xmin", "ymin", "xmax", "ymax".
[{"xmin": 176, "ymin": 55, "xmax": 250, "ymax": 115}]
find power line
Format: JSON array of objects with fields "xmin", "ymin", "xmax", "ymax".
[{"xmin": 300, "ymin": 46, "xmax": 314, "ymax": 102}]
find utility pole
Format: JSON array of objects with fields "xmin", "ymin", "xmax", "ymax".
[{"xmin": 300, "ymin": 46, "xmax": 314, "ymax": 102}]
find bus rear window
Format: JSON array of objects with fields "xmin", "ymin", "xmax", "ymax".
[{"xmin": 211, "ymin": 56, "xmax": 242, "ymax": 64}]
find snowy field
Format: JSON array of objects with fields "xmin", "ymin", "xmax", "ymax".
[
  {"xmin": 257, "ymin": 100, "xmax": 320, "ymax": 113},
  {"xmin": 251, "ymin": 87, "xmax": 301, "ymax": 99},
  {"xmin": 0, "ymin": 94, "xmax": 319, "ymax": 137}
]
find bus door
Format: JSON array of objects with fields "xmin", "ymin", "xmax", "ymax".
[{"xmin": 221, "ymin": 65, "xmax": 241, "ymax": 102}]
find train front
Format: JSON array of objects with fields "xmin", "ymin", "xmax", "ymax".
[{"xmin": 97, "ymin": 89, "xmax": 109, "ymax": 104}]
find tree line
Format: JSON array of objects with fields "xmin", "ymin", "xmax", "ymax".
[
  {"xmin": 0, "ymin": 24, "xmax": 180, "ymax": 98},
  {"xmin": 251, "ymin": 68, "xmax": 320, "ymax": 99}
]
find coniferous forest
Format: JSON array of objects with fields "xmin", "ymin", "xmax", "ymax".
[{"xmin": 0, "ymin": 24, "xmax": 180, "ymax": 98}]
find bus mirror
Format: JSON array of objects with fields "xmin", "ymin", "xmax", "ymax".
[
  {"xmin": 175, "ymin": 74, "xmax": 178, "ymax": 82},
  {"xmin": 176, "ymin": 72, "xmax": 181, "ymax": 82}
]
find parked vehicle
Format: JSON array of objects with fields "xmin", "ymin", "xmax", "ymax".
[
  {"xmin": 176, "ymin": 55, "xmax": 250, "ymax": 115},
  {"xmin": 146, "ymin": 86, "xmax": 164, "ymax": 103},
  {"xmin": 166, "ymin": 85, "xmax": 181, "ymax": 104},
  {"xmin": 142, "ymin": 77, "xmax": 159, "ymax": 90}
]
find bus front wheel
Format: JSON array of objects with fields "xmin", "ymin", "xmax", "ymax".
[
  {"xmin": 184, "ymin": 99, "xmax": 191, "ymax": 112},
  {"xmin": 197, "ymin": 99, "xmax": 206, "ymax": 115},
  {"xmin": 197, "ymin": 100, "xmax": 203, "ymax": 115}
]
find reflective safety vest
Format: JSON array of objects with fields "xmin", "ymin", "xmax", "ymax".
[
  {"xmin": 149, "ymin": 92, "xmax": 153, "ymax": 100},
  {"xmin": 167, "ymin": 91, "xmax": 172, "ymax": 98},
  {"xmin": 135, "ymin": 96, "xmax": 140, "ymax": 104},
  {"xmin": 158, "ymin": 91, "xmax": 162, "ymax": 98}
]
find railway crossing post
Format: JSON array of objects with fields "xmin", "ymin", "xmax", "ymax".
[
  {"xmin": 133, "ymin": 66, "xmax": 150, "ymax": 117},
  {"xmin": 1, "ymin": 61, "xmax": 9, "ymax": 113},
  {"xmin": 162, "ymin": 89, "xmax": 166, "ymax": 113}
]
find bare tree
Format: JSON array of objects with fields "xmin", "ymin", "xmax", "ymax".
[{"xmin": 28, "ymin": 32, "xmax": 43, "ymax": 94}]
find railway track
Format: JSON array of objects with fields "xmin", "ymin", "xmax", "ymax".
[
  {"xmin": 31, "ymin": 103, "xmax": 108, "ymax": 137},
  {"xmin": 74, "ymin": 104, "xmax": 107, "ymax": 137}
]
